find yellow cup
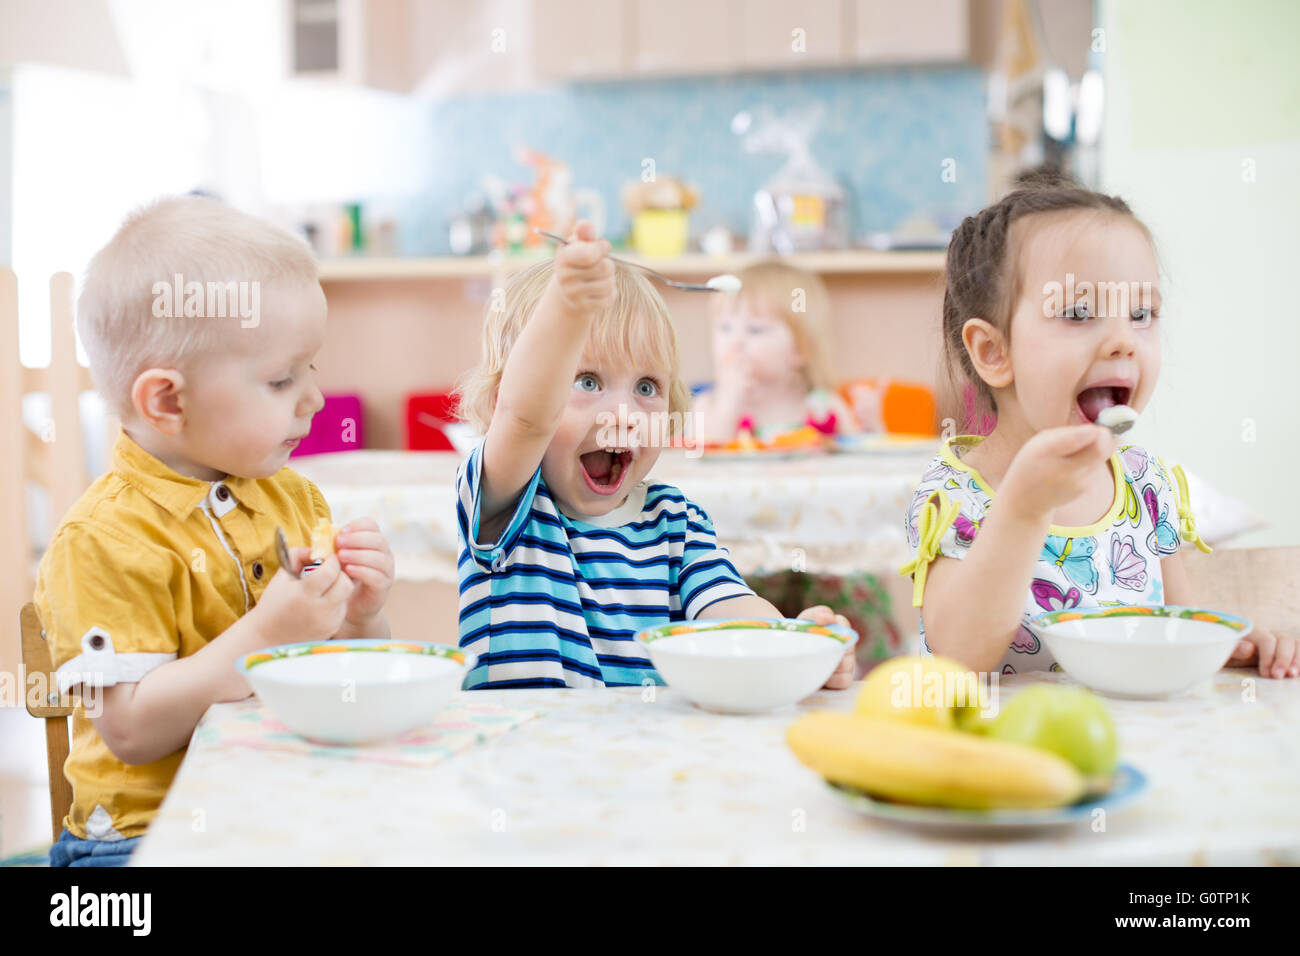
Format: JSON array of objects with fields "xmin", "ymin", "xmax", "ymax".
[{"xmin": 632, "ymin": 209, "xmax": 689, "ymax": 257}]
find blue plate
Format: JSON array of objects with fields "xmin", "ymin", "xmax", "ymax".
[{"xmin": 827, "ymin": 763, "xmax": 1148, "ymax": 830}]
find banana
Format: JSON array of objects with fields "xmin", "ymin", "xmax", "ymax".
[{"xmin": 787, "ymin": 711, "xmax": 1086, "ymax": 810}]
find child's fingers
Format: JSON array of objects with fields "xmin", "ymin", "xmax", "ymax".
[
  {"xmin": 335, "ymin": 529, "xmax": 388, "ymax": 553},
  {"xmin": 343, "ymin": 564, "xmax": 390, "ymax": 591},
  {"xmin": 323, "ymin": 565, "xmax": 355, "ymax": 603},
  {"xmin": 570, "ymin": 259, "xmax": 615, "ymax": 285},
  {"xmin": 338, "ymin": 550, "xmax": 394, "ymax": 579},
  {"xmin": 1269, "ymin": 635, "xmax": 1298, "ymax": 678},
  {"xmin": 1039, "ymin": 424, "xmax": 1113, "ymax": 460},
  {"xmin": 337, "ymin": 545, "xmax": 393, "ymax": 567},
  {"xmin": 1061, "ymin": 427, "xmax": 1115, "ymax": 465},
  {"xmin": 302, "ymin": 555, "xmax": 341, "ymax": 594},
  {"xmin": 1283, "ymin": 637, "xmax": 1300, "ymax": 677},
  {"xmin": 1280, "ymin": 644, "xmax": 1299, "ymax": 678},
  {"xmin": 823, "ymin": 656, "xmax": 855, "ymax": 689},
  {"xmin": 1225, "ymin": 638, "xmax": 1256, "ymax": 665},
  {"xmin": 340, "ymin": 517, "xmax": 380, "ymax": 535},
  {"xmin": 569, "ymin": 276, "xmax": 616, "ymax": 302},
  {"xmin": 286, "ymin": 545, "xmax": 313, "ymax": 574},
  {"xmin": 1252, "ymin": 630, "xmax": 1278, "ymax": 677},
  {"xmin": 797, "ymin": 605, "xmax": 833, "ymax": 623},
  {"xmin": 570, "ymin": 219, "xmax": 598, "ymax": 242},
  {"xmin": 560, "ymin": 239, "xmax": 611, "ymax": 269}
]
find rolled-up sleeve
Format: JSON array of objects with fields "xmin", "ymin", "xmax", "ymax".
[{"xmin": 36, "ymin": 522, "xmax": 180, "ymax": 694}]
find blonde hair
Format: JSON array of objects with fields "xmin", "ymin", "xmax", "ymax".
[
  {"xmin": 717, "ymin": 260, "xmax": 835, "ymax": 390},
  {"xmin": 77, "ymin": 195, "xmax": 319, "ymax": 417},
  {"xmin": 456, "ymin": 259, "xmax": 691, "ymax": 434}
]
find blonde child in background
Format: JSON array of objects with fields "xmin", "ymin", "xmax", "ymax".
[
  {"xmin": 35, "ymin": 197, "xmax": 396, "ymax": 866},
  {"xmin": 693, "ymin": 261, "xmax": 859, "ymax": 444},
  {"xmin": 692, "ymin": 260, "xmax": 901, "ymax": 670},
  {"xmin": 452, "ymin": 222, "xmax": 854, "ymax": 689},
  {"xmin": 902, "ymin": 180, "xmax": 1298, "ymax": 678}
]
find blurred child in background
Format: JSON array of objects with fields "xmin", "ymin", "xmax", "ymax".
[
  {"xmin": 694, "ymin": 260, "xmax": 901, "ymax": 672},
  {"xmin": 693, "ymin": 261, "xmax": 860, "ymax": 444}
]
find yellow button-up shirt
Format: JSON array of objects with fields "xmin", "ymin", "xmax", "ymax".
[{"xmin": 34, "ymin": 432, "xmax": 331, "ymax": 841}]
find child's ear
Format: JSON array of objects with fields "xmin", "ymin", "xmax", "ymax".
[
  {"xmin": 961, "ymin": 318, "xmax": 1013, "ymax": 390},
  {"xmin": 130, "ymin": 368, "xmax": 186, "ymax": 435}
]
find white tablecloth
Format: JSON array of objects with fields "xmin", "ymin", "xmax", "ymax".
[
  {"xmin": 292, "ymin": 447, "xmax": 937, "ymax": 583},
  {"xmin": 130, "ymin": 669, "xmax": 1300, "ymax": 866}
]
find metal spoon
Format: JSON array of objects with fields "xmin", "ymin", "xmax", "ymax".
[
  {"xmin": 1096, "ymin": 404, "xmax": 1138, "ymax": 436},
  {"xmin": 274, "ymin": 527, "xmax": 298, "ymax": 578},
  {"xmin": 535, "ymin": 228, "xmax": 721, "ymax": 292}
]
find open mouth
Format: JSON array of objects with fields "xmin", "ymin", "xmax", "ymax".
[
  {"xmin": 1076, "ymin": 385, "xmax": 1132, "ymax": 424},
  {"xmin": 579, "ymin": 448, "xmax": 634, "ymax": 495}
]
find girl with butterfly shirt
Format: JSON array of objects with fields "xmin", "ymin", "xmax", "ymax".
[{"xmin": 901, "ymin": 179, "xmax": 1298, "ymax": 679}]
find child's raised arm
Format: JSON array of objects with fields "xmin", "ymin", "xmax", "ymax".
[
  {"xmin": 921, "ymin": 425, "xmax": 1114, "ymax": 673},
  {"xmin": 478, "ymin": 221, "xmax": 615, "ymax": 535}
]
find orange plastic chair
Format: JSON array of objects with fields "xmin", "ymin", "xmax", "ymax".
[{"xmin": 839, "ymin": 379, "xmax": 938, "ymax": 435}]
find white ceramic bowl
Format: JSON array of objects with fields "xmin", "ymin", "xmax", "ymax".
[
  {"xmin": 635, "ymin": 618, "xmax": 857, "ymax": 714},
  {"xmin": 235, "ymin": 640, "xmax": 475, "ymax": 744},
  {"xmin": 1027, "ymin": 605, "xmax": 1251, "ymax": 699}
]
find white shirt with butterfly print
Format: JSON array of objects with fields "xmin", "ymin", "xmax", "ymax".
[{"xmin": 904, "ymin": 436, "xmax": 1189, "ymax": 675}]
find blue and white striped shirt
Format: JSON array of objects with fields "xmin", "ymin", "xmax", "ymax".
[{"xmin": 455, "ymin": 442, "xmax": 755, "ymax": 689}]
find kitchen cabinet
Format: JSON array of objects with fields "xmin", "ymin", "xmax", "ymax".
[
  {"xmin": 738, "ymin": 0, "xmax": 847, "ymax": 70},
  {"xmin": 287, "ymin": 0, "xmax": 413, "ymax": 91},
  {"xmin": 852, "ymin": 0, "xmax": 971, "ymax": 64},
  {"xmin": 631, "ymin": 0, "xmax": 736, "ymax": 75},
  {"xmin": 534, "ymin": 0, "xmax": 630, "ymax": 80},
  {"xmin": 306, "ymin": 1, "xmax": 992, "ymax": 92}
]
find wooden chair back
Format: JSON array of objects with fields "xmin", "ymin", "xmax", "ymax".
[
  {"xmin": 0, "ymin": 268, "xmax": 114, "ymax": 677},
  {"xmin": 20, "ymin": 602, "xmax": 75, "ymax": 842},
  {"xmin": 1182, "ymin": 545, "xmax": 1300, "ymax": 632}
]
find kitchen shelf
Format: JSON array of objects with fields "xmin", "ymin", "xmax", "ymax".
[{"xmin": 317, "ymin": 249, "xmax": 947, "ymax": 282}]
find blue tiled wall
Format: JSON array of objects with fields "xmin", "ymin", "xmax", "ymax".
[{"xmin": 400, "ymin": 67, "xmax": 988, "ymax": 256}]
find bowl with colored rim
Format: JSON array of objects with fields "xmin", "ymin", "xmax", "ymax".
[
  {"xmin": 634, "ymin": 618, "xmax": 858, "ymax": 714},
  {"xmin": 235, "ymin": 640, "xmax": 475, "ymax": 745},
  {"xmin": 1027, "ymin": 605, "xmax": 1251, "ymax": 699}
]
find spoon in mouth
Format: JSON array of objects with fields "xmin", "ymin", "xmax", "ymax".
[{"xmin": 1096, "ymin": 404, "xmax": 1139, "ymax": 435}]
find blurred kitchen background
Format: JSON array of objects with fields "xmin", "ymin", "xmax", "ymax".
[{"xmin": 1, "ymin": 0, "xmax": 1297, "ymax": 540}]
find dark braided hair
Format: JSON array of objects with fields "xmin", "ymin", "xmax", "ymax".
[{"xmin": 942, "ymin": 178, "xmax": 1146, "ymax": 427}]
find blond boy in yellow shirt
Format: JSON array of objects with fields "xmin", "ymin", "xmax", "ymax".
[{"xmin": 34, "ymin": 197, "xmax": 395, "ymax": 865}]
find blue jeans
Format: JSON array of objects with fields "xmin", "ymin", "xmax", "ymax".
[{"xmin": 48, "ymin": 829, "xmax": 142, "ymax": 867}]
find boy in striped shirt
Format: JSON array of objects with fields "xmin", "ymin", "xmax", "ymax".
[{"xmin": 453, "ymin": 222, "xmax": 855, "ymax": 689}]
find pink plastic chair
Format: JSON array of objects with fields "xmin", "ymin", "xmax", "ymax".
[{"xmin": 290, "ymin": 394, "xmax": 364, "ymax": 457}]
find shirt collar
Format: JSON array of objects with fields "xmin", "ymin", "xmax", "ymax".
[
  {"xmin": 112, "ymin": 432, "xmax": 270, "ymax": 519},
  {"xmin": 555, "ymin": 481, "xmax": 648, "ymax": 527}
]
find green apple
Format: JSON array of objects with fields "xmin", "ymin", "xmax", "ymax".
[{"xmin": 988, "ymin": 685, "xmax": 1118, "ymax": 776}]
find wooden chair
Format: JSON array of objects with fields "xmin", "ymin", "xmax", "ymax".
[
  {"xmin": 19, "ymin": 602, "xmax": 75, "ymax": 842},
  {"xmin": 1182, "ymin": 545, "xmax": 1300, "ymax": 634},
  {"xmin": 0, "ymin": 268, "xmax": 115, "ymax": 679}
]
